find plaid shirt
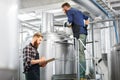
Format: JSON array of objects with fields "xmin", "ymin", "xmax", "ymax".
[{"xmin": 23, "ymin": 43, "xmax": 39, "ymax": 72}]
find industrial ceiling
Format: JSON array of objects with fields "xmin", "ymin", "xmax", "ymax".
[{"xmin": 19, "ymin": 0, "xmax": 120, "ymax": 31}]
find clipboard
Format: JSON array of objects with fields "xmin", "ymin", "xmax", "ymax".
[{"xmin": 46, "ymin": 58, "xmax": 55, "ymax": 63}]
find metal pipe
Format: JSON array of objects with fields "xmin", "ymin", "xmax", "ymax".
[
  {"xmin": 113, "ymin": 21, "xmax": 119, "ymax": 43},
  {"xmin": 20, "ymin": 20, "xmax": 39, "ymax": 28},
  {"xmin": 91, "ymin": 23, "xmax": 96, "ymax": 80},
  {"xmin": 91, "ymin": 0, "xmax": 109, "ymax": 16},
  {"xmin": 22, "ymin": 25, "xmax": 39, "ymax": 31},
  {"xmin": 75, "ymin": 38, "xmax": 80, "ymax": 80},
  {"xmin": 116, "ymin": 18, "xmax": 120, "ymax": 43},
  {"xmin": 20, "ymin": 31, "xmax": 29, "ymax": 34},
  {"xmin": 73, "ymin": 0, "xmax": 106, "ymax": 18},
  {"xmin": 42, "ymin": 12, "xmax": 54, "ymax": 33},
  {"xmin": 90, "ymin": 18, "xmax": 120, "ymax": 24},
  {"xmin": 90, "ymin": 0, "xmax": 119, "ymax": 44}
]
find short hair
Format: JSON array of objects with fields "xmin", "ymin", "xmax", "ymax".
[
  {"xmin": 61, "ymin": 2, "xmax": 71, "ymax": 8},
  {"xmin": 33, "ymin": 32, "xmax": 43, "ymax": 38}
]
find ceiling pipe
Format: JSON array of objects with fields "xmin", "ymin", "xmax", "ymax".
[
  {"xmin": 73, "ymin": 0, "xmax": 107, "ymax": 19},
  {"xmin": 90, "ymin": 0, "xmax": 119, "ymax": 43},
  {"xmin": 91, "ymin": 0, "xmax": 109, "ymax": 17}
]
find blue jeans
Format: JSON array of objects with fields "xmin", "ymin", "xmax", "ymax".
[{"xmin": 79, "ymin": 34, "xmax": 87, "ymax": 78}]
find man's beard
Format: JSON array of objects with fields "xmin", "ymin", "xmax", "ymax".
[
  {"xmin": 33, "ymin": 40, "xmax": 39, "ymax": 48},
  {"xmin": 64, "ymin": 9, "xmax": 67, "ymax": 13}
]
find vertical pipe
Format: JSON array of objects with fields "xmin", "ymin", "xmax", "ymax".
[
  {"xmin": 42, "ymin": 12, "xmax": 54, "ymax": 33},
  {"xmin": 113, "ymin": 21, "xmax": 119, "ymax": 43},
  {"xmin": 118, "ymin": 19, "xmax": 120, "ymax": 43},
  {"xmin": 91, "ymin": 23, "xmax": 96, "ymax": 80},
  {"xmin": 75, "ymin": 38, "xmax": 80, "ymax": 80},
  {"xmin": 108, "ymin": 21, "xmax": 112, "ymax": 80},
  {"xmin": 19, "ymin": 24, "xmax": 22, "ymax": 80},
  {"xmin": 78, "ymin": 39, "xmax": 80, "ymax": 80},
  {"xmin": 52, "ymin": 43, "xmax": 55, "ymax": 75}
]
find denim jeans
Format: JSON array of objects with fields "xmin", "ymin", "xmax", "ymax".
[{"xmin": 78, "ymin": 34, "xmax": 87, "ymax": 78}]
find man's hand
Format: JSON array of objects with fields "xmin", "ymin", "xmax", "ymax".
[
  {"xmin": 64, "ymin": 22, "xmax": 67, "ymax": 27},
  {"xmin": 85, "ymin": 20, "xmax": 89, "ymax": 30},
  {"xmin": 85, "ymin": 20, "xmax": 89, "ymax": 25},
  {"xmin": 64, "ymin": 22, "xmax": 72, "ymax": 28},
  {"xmin": 39, "ymin": 57, "xmax": 47, "ymax": 67}
]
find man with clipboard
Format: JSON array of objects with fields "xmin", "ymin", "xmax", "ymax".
[{"xmin": 23, "ymin": 32, "xmax": 55, "ymax": 80}]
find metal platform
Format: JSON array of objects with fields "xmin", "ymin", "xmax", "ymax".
[{"xmin": 52, "ymin": 74, "xmax": 77, "ymax": 80}]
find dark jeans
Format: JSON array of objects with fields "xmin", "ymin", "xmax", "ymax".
[{"xmin": 25, "ymin": 70, "xmax": 40, "ymax": 80}]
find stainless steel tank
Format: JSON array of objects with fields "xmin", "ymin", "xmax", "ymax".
[
  {"xmin": 110, "ymin": 44, "xmax": 120, "ymax": 80},
  {"xmin": 39, "ymin": 33, "xmax": 76, "ymax": 80},
  {"xmin": 38, "ymin": 13, "xmax": 77, "ymax": 80},
  {"xmin": 0, "ymin": 0, "xmax": 19, "ymax": 80}
]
